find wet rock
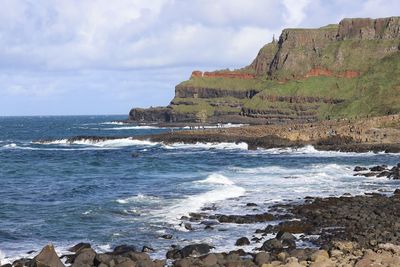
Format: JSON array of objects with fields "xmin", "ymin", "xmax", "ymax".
[
  {"xmin": 183, "ymin": 223, "xmax": 193, "ymax": 231},
  {"xmin": 161, "ymin": 234, "xmax": 172, "ymax": 239},
  {"xmin": 113, "ymin": 245, "xmax": 137, "ymax": 255},
  {"xmin": 13, "ymin": 259, "xmax": 31, "ymax": 267},
  {"xmin": 166, "ymin": 248, "xmax": 181, "ymax": 260},
  {"xmin": 354, "ymin": 166, "xmax": 368, "ymax": 172},
  {"xmin": 261, "ymin": 238, "xmax": 283, "ymax": 251},
  {"xmin": 275, "ymin": 221, "xmax": 314, "ymax": 234},
  {"xmin": 370, "ymin": 165, "xmax": 387, "ymax": 172},
  {"xmin": 141, "ymin": 246, "xmax": 154, "ymax": 253},
  {"xmin": 394, "ymin": 189, "xmax": 400, "ymax": 195},
  {"xmin": 179, "ymin": 244, "xmax": 213, "ymax": 258},
  {"xmin": 377, "ymin": 171, "xmax": 391, "ymax": 177},
  {"xmin": 68, "ymin": 243, "xmax": 91, "ymax": 253},
  {"xmin": 1, "ymin": 264, "xmax": 12, "ymax": 267},
  {"xmin": 246, "ymin": 203, "xmax": 258, "ymax": 207},
  {"xmin": 218, "ymin": 212, "xmax": 274, "ymax": 224},
  {"xmin": 235, "ymin": 237, "xmax": 250, "ymax": 246},
  {"xmin": 29, "ymin": 244, "xmax": 64, "ymax": 267}
]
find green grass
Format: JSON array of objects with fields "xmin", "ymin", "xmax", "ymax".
[
  {"xmin": 329, "ymin": 52, "xmax": 400, "ymax": 118},
  {"xmin": 177, "ymin": 76, "xmax": 274, "ymax": 91}
]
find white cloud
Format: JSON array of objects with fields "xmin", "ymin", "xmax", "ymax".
[
  {"xmin": 0, "ymin": 0, "xmax": 399, "ymax": 115},
  {"xmin": 282, "ymin": 0, "xmax": 312, "ymax": 26}
]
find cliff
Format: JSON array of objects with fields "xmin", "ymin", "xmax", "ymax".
[{"xmin": 129, "ymin": 17, "xmax": 400, "ymax": 124}]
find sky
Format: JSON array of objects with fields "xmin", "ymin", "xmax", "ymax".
[{"xmin": 0, "ymin": 0, "xmax": 399, "ymax": 116}]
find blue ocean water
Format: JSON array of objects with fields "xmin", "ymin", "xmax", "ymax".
[{"xmin": 0, "ymin": 115, "xmax": 399, "ymax": 261}]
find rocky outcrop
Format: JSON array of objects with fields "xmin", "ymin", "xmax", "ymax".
[
  {"xmin": 337, "ymin": 17, "xmax": 400, "ymax": 40},
  {"xmin": 175, "ymin": 86, "xmax": 260, "ymax": 99},
  {"xmin": 190, "ymin": 70, "xmax": 255, "ymax": 79},
  {"xmin": 128, "ymin": 17, "xmax": 400, "ymax": 124}
]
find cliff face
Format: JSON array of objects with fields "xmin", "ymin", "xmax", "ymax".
[{"xmin": 129, "ymin": 17, "xmax": 400, "ymax": 124}]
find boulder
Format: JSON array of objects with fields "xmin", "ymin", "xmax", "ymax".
[
  {"xmin": 200, "ymin": 254, "xmax": 218, "ymax": 266},
  {"xmin": 71, "ymin": 248, "xmax": 96, "ymax": 267},
  {"xmin": 179, "ymin": 244, "xmax": 213, "ymax": 258},
  {"xmin": 113, "ymin": 245, "xmax": 137, "ymax": 255},
  {"xmin": 161, "ymin": 234, "xmax": 172, "ymax": 240},
  {"xmin": 68, "ymin": 243, "xmax": 91, "ymax": 253},
  {"xmin": 29, "ymin": 245, "xmax": 65, "ymax": 267},
  {"xmin": 261, "ymin": 238, "xmax": 283, "ymax": 251},
  {"xmin": 235, "ymin": 237, "xmax": 250, "ymax": 246},
  {"xmin": 370, "ymin": 165, "xmax": 387, "ymax": 172},
  {"xmin": 354, "ymin": 166, "xmax": 367, "ymax": 172},
  {"xmin": 254, "ymin": 252, "xmax": 270, "ymax": 265}
]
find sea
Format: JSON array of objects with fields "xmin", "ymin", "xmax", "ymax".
[{"xmin": 1, "ymin": 115, "xmax": 399, "ymax": 263}]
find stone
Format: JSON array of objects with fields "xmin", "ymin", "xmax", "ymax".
[
  {"xmin": 179, "ymin": 244, "xmax": 212, "ymax": 258},
  {"xmin": 127, "ymin": 252, "xmax": 150, "ymax": 262},
  {"xmin": 72, "ymin": 248, "xmax": 96, "ymax": 267},
  {"xmin": 113, "ymin": 245, "xmax": 137, "ymax": 255},
  {"xmin": 354, "ymin": 166, "xmax": 367, "ymax": 172},
  {"xmin": 261, "ymin": 238, "xmax": 283, "ymax": 251},
  {"xmin": 68, "ymin": 243, "xmax": 91, "ymax": 253},
  {"xmin": 310, "ymin": 250, "xmax": 329, "ymax": 262},
  {"xmin": 115, "ymin": 259, "xmax": 137, "ymax": 267},
  {"xmin": 161, "ymin": 234, "xmax": 172, "ymax": 239},
  {"xmin": 370, "ymin": 165, "xmax": 387, "ymax": 172},
  {"xmin": 201, "ymin": 254, "xmax": 218, "ymax": 266},
  {"xmin": 254, "ymin": 252, "xmax": 270, "ymax": 265},
  {"xmin": 235, "ymin": 237, "xmax": 250, "ymax": 246},
  {"xmin": 29, "ymin": 245, "xmax": 65, "ymax": 267},
  {"xmin": 141, "ymin": 246, "xmax": 154, "ymax": 253},
  {"xmin": 277, "ymin": 251, "xmax": 288, "ymax": 262}
]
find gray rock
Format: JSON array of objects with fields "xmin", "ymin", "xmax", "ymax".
[
  {"xmin": 261, "ymin": 238, "xmax": 283, "ymax": 251},
  {"xmin": 235, "ymin": 237, "xmax": 250, "ymax": 246},
  {"xmin": 29, "ymin": 245, "xmax": 65, "ymax": 267},
  {"xmin": 72, "ymin": 248, "xmax": 96, "ymax": 267}
]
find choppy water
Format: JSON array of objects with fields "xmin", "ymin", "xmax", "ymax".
[{"xmin": 1, "ymin": 115, "xmax": 399, "ymax": 262}]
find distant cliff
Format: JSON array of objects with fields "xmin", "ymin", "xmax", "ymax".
[{"xmin": 129, "ymin": 17, "xmax": 400, "ymax": 124}]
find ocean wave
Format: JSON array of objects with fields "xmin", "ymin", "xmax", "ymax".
[
  {"xmin": 100, "ymin": 121, "xmax": 126, "ymax": 125},
  {"xmin": 102, "ymin": 126, "xmax": 166, "ymax": 130},
  {"xmin": 197, "ymin": 173, "xmax": 235, "ymax": 185},
  {"xmin": 164, "ymin": 142, "xmax": 248, "ymax": 150},
  {"xmin": 157, "ymin": 174, "xmax": 245, "ymax": 223},
  {"xmin": 259, "ymin": 145, "xmax": 378, "ymax": 156},
  {"xmin": 116, "ymin": 193, "xmax": 162, "ymax": 204},
  {"xmin": 37, "ymin": 138, "xmax": 158, "ymax": 148}
]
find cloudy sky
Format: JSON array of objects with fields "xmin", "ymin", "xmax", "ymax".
[{"xmin": 0, "ymin": 0, "xmax": 399, "ymax": 116}]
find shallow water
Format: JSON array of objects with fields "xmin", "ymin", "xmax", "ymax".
[{"xmin": 0, "ymin": 115, "xmax": 399, "ymax": 262}]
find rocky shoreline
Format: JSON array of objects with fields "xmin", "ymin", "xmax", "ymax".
[{"xmin": 4, "ymin": 162, "xmax": 400, "ymax": 267}]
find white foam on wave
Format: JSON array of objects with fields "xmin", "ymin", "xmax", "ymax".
[
  {"xmin": 100, "ymin": 121, "xmax": 126, "ymax": 125},
  {"xmin": 197, "ymin": 173, "xmax": 235, "ymax": 185},
  {"xmin": 102, "ymin": 126, "xmax": 165, "ymax": 130},
  {"xmin": 116, "ymin": 193, "xmax": 161, "ymax": 204},
  {"xmin": 0, "ymin": 250, "xmax": 5, "ymax": 265},
  {"xmin": 157, "ymin": 174, "xmax": 245, "ymax": 223},
  {"xmin": 164, "ymin": 142, "xmax": 248, "ymax": 150},
  {"xmin": 37, "ymin": 138, "xmax": 158, "ymax": 148},
  {"xmin": 259, "ymin": 145, "xmax": 378, "ymax": 157},
  {"xmin": 2, "ymin": 143, "xmax": 17, "ymax": 148}
]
